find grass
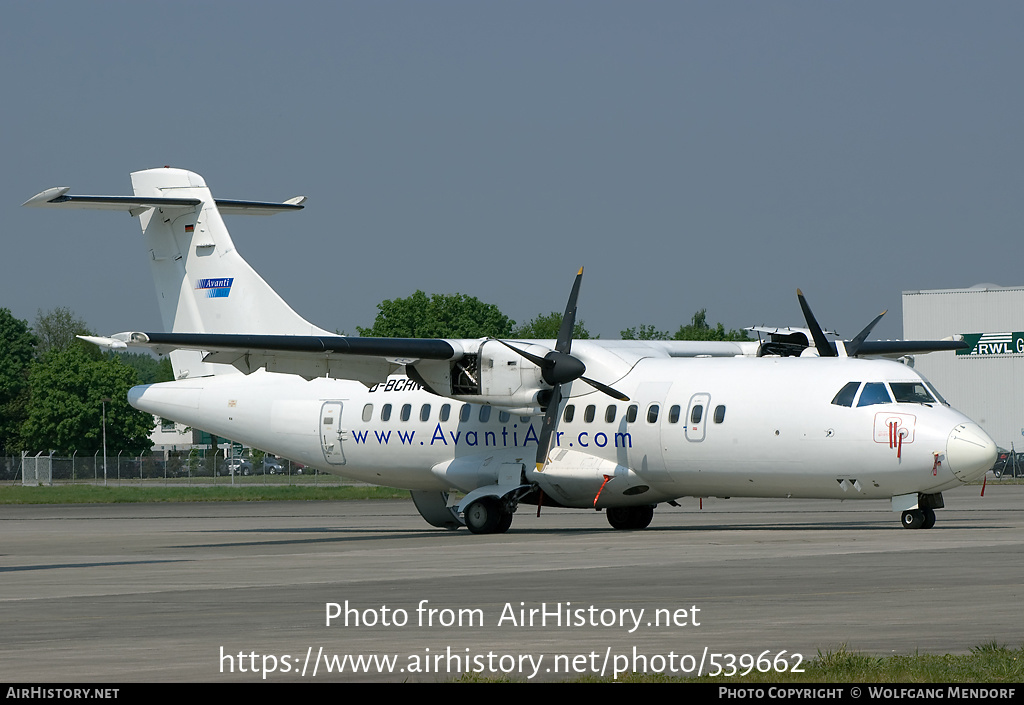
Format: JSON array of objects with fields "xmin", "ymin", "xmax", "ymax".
[
  {"xmin": 0, "ymin": 483, "xmax": 409, "ymax": 504},
  {"xmin": 714, "ymin": 642, "xmax": 1024, "ymax": 683},
  {"xmin": 469, "ymin": 643, "xmax": 1024, "ymax": 683}
]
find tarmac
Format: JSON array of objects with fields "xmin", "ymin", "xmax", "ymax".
[{"xmin": 1, "ymin": 486, "xmax": 1021, "ymax": 682}]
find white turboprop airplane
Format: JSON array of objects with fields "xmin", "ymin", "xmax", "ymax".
[{"xmin": 24, "ymin": 167, "xmax": 998, "ymax": 533}]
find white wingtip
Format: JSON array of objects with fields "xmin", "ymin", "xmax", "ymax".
[
  {"xmin": 77, "ymin": 335, "xmax": 128, "ymax": 350},
  {"xmin": 22, "ymin": 187, "xmax": 70, "ymax": 207}
]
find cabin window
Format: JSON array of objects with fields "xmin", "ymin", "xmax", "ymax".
[
  {"xmin": 626, "ymin": 404, "xmax": 638, "ymax": 423},
  {"xmin": 831, "ymin": 382, "xmax": 860, "ymax": 407},
  {"xmin": 362, "ymin": 404, "xmax": 373, "ymax": 423},
  {"xmin": 420, "ymin": 404, "xmax": 431, "ymax": 422},
  {"xmin": 479, "ymin": 406, "xmax": 491, "ymax": 422},
  {"xmin": 857, "ymin": 382, "xmax": 892, "ymax": 407},
  {"xmin": 499, "ymin": 410, "xmax": 510, "ymax": 423},
  {"xmin": 690, "ymin": 405, "xmax": 703, "ymax": 424},
  {"xmin": 605, "ymin": 406, "xmax": 617, "ymax": 423},
  {"xmin": 668, "ymin": 405, "xmax": 681, "ymax": 424},
  {"xmin": 584, "ymin": 405, "xmax": 596, "ymax": 423},
  {"xmin": 563, "ymin": 405, "xmax": 575, "ymax": 423},
  {"xmin": 440, "ymin": 404, "xmax": 451, "ymax": 422},
  {"xmin": 647, "ymin": 404, "xmax": 659, "ymax": 423},
  {"xmin": 401, "ymin": 404, "xmax": 412, "ymax": 422},
  {"xmin": 714, "ymin": 405, "xmax": 726, "ymax": 424},
  {"xmin": 459, "ymin": 404, "xmax": 471, "ymax": 422},
  {"xmin": 890, "ymin": 382, "xmax": 935, "ymax": 404},
  {"xmin": 381, "ymin": 404, "xmax": 392, "ymax": 422}
]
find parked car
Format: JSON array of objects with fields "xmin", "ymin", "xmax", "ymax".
[
  {"xmin": 262, "ymin": 457, "xmax": 285, "ymax": 474},
  {"xmin": 992, "ymin": 450, "xmax": 1023, "ymax": 478},
  {"xmin": 224, "ymin": 458, "xmax": 253, "ymax": 476}
]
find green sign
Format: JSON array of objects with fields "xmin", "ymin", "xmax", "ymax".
[{"xmin": 958, "ymin": 332, "xmax": 1024, "ymax": 356}]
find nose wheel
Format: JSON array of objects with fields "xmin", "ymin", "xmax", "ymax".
[{"xmin": 901, "ymin": 507, "xmax": 936, "ymax": 529}]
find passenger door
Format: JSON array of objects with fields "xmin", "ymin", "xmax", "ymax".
[{"xmin": 320, "ymin": 401, "xmax": 347, "ymax": 465}]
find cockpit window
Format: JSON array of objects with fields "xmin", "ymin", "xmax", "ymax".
[
  {"xmin": 831, "ymin": 382, "xmax": 861, "ymax": 407},
  {"xmin": 857, "ymin": 382, "xmax": 892, "ymax": 407},
  {"xmin": 890, "ymin": 382, "xmax": 935, "ymax": 404},
  {"xmin": 920, "ymin": 376, "xmax": 950, "ymax": 406}
]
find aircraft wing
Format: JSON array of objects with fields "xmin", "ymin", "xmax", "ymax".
[
  {"xmin": 81, "ymin": 332, "xmax": 465, "ymax": 385},
  {"xmin": 747, "ymin": 325, "xmax": 967, "ymax": 358},
  {"xmin": 850, "ymin": 340, "xmax": 967, "ymax": 357},
  {"xmin": 81, "ymin": 332, "xmax": 763, "ymax": 388}
]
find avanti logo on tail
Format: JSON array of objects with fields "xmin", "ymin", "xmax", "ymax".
[{"xmin": 195, "ymin": 278, "xmax": 234, "ymax": 298}]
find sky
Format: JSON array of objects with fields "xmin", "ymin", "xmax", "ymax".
[{"xmin": 3, "ymin": 2, "xmax": 1022, "ymax": 343}]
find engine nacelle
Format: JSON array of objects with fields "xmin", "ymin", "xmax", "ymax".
[{"xmin": 409, "ymin": 340, "xmax": 550, "ymax": 411}]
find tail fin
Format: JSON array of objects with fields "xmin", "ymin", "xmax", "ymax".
[
  {"xmin": 130, "ymin": 168, "xmax": 326, "ymax": 336},
  {"xmin": 26, "ymin": 167, "xmax": 330, "ymax": 379}
]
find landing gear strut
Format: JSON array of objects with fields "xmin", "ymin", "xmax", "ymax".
[{"xmin": 606, "ymin": 505, "xmax": 655, "ymax": 530}]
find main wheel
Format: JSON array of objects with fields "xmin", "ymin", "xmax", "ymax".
[
  {"xmin": 464, "ymin": 498, "xmax": 502, "ymax": 534},
  {"xmin": 606, "ymin": 506, "xmax": 654, "ymax": 530},
  {"xmin": 901, "ymin": 509, "xmax": 925, "ymax": 529},
  {"xmin": 606, "ymin": 507, "xmax": 633, "ymax": 530},
  {"xmin": 496, "ymin": 509, "xmax": 514, "ymax": 534},
  {"xmin": 631, "ymin": 505, "xmax": 654, "ymax": 529},
  {"xmin": 921, "ymin": 507, "xmax": 936, "ymax": 529}
]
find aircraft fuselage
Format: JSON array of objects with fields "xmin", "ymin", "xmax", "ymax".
[{"xmin": 130, "ymin": 355, "xmax": 990, "ymax": 512}]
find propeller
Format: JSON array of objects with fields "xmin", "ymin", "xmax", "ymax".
[
  {"xmin": 796, "ymin": 289, "xmax": 886, "ymax": 358},
  {"xmin": 500, "ymin": 267, "xmax": 628, "ymax": 471},
  {"xmin": 796, "ymin": 288, "xmax": 837, "ymax": 356},
  {"xmin": 845, "ymin": 309, "xmax": 887, "ymax": 357}
]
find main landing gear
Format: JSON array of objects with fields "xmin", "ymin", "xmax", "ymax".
[
  {"xmin": 606, "ymin": 505, "xmax": 655, "ymax": 530},
  {"xmin": 901, "ymin": 507, "xmax": 936, "ymax": 530},
  {"xmin": 463, "ymin": 497, "xmax": 515, "ymax": 535}
]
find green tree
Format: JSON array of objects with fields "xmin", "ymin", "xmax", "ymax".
[
  {"xmin": 671, "ymin": 309, "xmax": 750, "ymax": 342},
  {"xmin": 511, "ymin": 312, "xmax": 592, "ymax": 340},
  {"xmin": 33, "ymin": 306, "xmax": 93, "ymax": 356},
  {"xmin": 620, "ymin": 324, "xmax": 670, "ymax": 340},
  {"xmin": 357, "ymin": 291, "xmax": 514, "ymax": 339},
  {"xmin": 112, "ymin": 352, "xmax": 174, "ymax": 384},
  {"xmin": 20, "ymin": 344, "xmax": 154, "ymax": 454},
  {"xmin": 621, "ymin": 311, "xmax": 750, "ymax": 342},
  {"xmin": 0, "ymin": 309, "xmax": 37, "ymax": 452}
]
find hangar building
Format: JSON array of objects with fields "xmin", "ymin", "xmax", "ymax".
[{"xmin": 903, "ymin": 284, "xmax": 1024, "ymax": 451}]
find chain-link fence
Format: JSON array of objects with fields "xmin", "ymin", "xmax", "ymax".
[{"xmin": 2, "ymin": 450, "xmax": 343, "ymax": 486}]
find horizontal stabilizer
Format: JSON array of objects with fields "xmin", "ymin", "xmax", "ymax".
[{"xmin": 23, "ymin": 188, "xmax": 305, "ymax": 216}]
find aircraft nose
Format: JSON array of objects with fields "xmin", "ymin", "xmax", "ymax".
[{"xmin": 945, "ymin": 423, "xmax": 997, "ymax": 482}]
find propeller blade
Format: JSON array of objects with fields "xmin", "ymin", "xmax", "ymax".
[
  {"xmin": 845, "ymin": 309, "xmax": 886, "ymax": 357},
  {"xmin": 796, "ymin": 289, "xmax": 836, "ymax": 357},
  {"xmin": 556, "ymin": 267, "xmax": 584, "ymax": 354},
  {"xmin": 497, "ymin": 339, "xmax": 549, "ymax": 370},
  {"xmin": 536, "ymin": 384, "xmax": 562, "ymax": 471},
  {"xmin": 580, "ymin": 375, "xmax": 630, "ymax": 402}
]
